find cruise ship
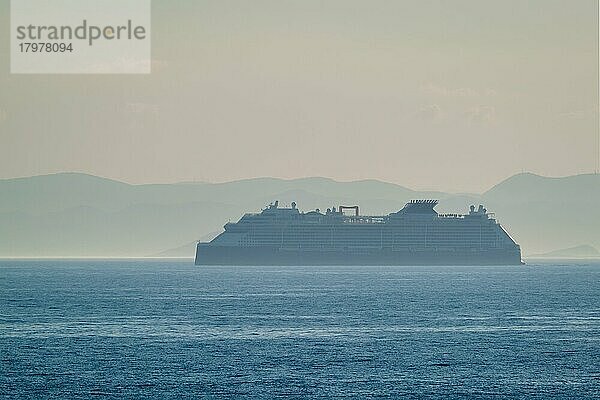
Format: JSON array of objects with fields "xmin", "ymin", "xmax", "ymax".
[{"xmin": 195, "ymin": 200, "xmax": 523, "ymax": 265}]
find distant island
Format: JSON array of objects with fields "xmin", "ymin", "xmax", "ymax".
[
  {"xmin": 530, "ymin": 245, "xmax": 600, "ymax": 259},
  {"xmin": 0, "ymin": 172, "xmax": 598, "ymax": 258}
]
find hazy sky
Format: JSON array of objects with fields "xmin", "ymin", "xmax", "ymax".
[{"xmin": 0, "ymin": 0, "xmax": 598, "ymax": 192}]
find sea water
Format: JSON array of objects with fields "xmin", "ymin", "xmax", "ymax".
[{"xmin": 1, "ymin": 260, "xmax": 599, "ymax": 399}]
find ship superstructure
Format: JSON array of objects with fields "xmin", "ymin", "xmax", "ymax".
[{"xmin": 195, "ymin": 200, "xmax": 522, "ymax": 265}]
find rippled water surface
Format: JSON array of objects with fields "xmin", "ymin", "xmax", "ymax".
[{"xmin": 1, "ymin": 260, "xmax": 599, "ymax": 399}]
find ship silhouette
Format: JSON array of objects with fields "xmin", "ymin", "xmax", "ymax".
[{"xmin": 195, "ymin": 200, "xmax": 522, "ymax": 265}]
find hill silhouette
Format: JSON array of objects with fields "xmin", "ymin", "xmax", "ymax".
[
  {"xmin": 0, "ymin": 172, "xmax": 598, "ymax": 257},
  {"xmin": 530, "ymin": 244, "xmax": 600, "ymax": 259}
]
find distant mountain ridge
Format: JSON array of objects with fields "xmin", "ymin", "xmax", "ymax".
[{"xmin": 0, "ymin": 172, "xmax": 598, "ymax": 257}]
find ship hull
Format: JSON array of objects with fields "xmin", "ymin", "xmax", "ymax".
[{"xmin": 195, "ymin": 243, "xmax": 523, "ymax": 266}]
